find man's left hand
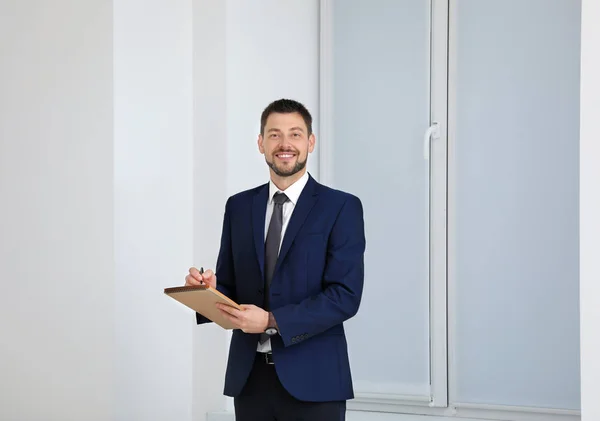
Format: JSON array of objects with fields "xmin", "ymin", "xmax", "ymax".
[{"xmin": 216, "ymin": 303, "xmax": 268, "ymax": 334}]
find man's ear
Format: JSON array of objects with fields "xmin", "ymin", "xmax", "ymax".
[
  {"xmin": 308, "ymin": 133, "xmax": 316, "ymax": 153},
  {"xmin": 258, "ymin": 134, "xmax": 265, "ymax": 154}
]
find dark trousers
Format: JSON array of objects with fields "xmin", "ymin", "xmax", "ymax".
[{"xmin": 234, "ymin": 353, "xmax": 346, "ymax": 421}]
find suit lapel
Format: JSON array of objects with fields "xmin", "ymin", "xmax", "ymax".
[
  {"xmin": 252, "ymin": 184, "xmax": 269, "ymax": 281},
  {"xmin": 274, "ymin": 175, "xmax": 319, "ymax": 277}
]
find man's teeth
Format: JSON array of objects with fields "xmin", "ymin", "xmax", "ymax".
[{"xmin": 278, "ymin": 154, "xmax": 294, "ymax": 158}]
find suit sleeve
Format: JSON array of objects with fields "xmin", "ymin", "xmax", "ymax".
[
  {"xmin": 272, "ymin": 195, "xmax": 366, "ymax": 346},
  {"xmin": 196, "ymin": 198, "xmax": 237, "ymax": 325}
]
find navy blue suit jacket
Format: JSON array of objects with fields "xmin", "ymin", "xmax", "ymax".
[{"xmin": 196, "ymin": 174, "xmax": 365, "ymax": 402}]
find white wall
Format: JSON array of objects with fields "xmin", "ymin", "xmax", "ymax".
[
  {"xmin": 580, "ymin": 1, "xmax": 600, "ymax": 420},
  {"xmin": 113, "ymin": 1, "xmax": 194, "ymax": 420},
  {"xmin": 192, "ymin": 0, "xmax": 230, "ymax": 418},
  {"xmin": 0, "ymin": 1, "xmax": 114, "ymax": 420},
  {"xmin": 194, "ymin": 0, "xmax": 320, "ymax": 416},
  {"xmin": 224, "ymin": 0, "xmax": 320, "ymax": 196},
  {"xmin": 0, "ymin": 1, "xmax": 318, "ymax": 420}
]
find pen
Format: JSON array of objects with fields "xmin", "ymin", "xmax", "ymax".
[{"xmin": 199, "ymin": 267, "xmax": 204, "ymax": 285}]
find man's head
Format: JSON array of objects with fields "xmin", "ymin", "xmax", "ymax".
[{"xmin": 258, "ymin": 99, "xmax": 315, "ymax": 180}]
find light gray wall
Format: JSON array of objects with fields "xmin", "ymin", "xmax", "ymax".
[
  {"xmin": 0, "ymin": 1, "xmax": 319, "ymax": 420},
  {"xmin": 196, "ymin": 0, "xmax": 320, "ymax": 414},
  {"xmin": 224, "ymin": 0, "xmax": 320, "ymax": 196},
  {"xmin": 113, "ymin": 1, "xmax": 195, "ymax": 420},
  {"xmin": 192, "ymin": 1, "xmax": 230, "ymax": 418},
  {"xmin": 0, "ymin": 1, "xmax": 114, "ymax": 420},
  {"xmin": 580, "ymin": 1, "xmax": 600, "ymax": 420}
]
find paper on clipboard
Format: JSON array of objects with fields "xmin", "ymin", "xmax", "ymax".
[{"xmin": 164, "ymin": 285, "xmax": 241, "ymax": 329}]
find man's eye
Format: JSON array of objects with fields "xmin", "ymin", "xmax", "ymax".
[{"xmin": 293, "ymin": 133, "xmax": 300, "ymax": 137}]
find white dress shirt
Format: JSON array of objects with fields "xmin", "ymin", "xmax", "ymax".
[{"xmin": 257, "ymin": 171, "xmax": 309, "ymax": 353}]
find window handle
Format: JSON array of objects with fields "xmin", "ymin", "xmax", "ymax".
[{"xmin": 424, "ymin": 122, "xmax": 440, "ymax": 160}]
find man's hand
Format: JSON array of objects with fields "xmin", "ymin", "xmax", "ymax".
[
  {"xmin": 216, "ymin": 303, "xmax": 268, "ymax": 334},
  {"xmin": 185, "ymin": 267, "xmax": 216, "ymax": 289}
]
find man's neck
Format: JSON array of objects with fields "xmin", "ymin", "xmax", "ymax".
[{"xmin": 270, "ymin": 169, "xmax": 306, "ymax": 191}]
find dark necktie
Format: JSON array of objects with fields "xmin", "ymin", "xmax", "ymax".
[{"xmin": 260, "ymin": 191, "xmax": 289, "ymax": 344}]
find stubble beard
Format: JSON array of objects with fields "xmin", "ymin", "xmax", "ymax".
[{"xmin": 266, "ymin": 155, "xmax": 307, "ymax": 178}]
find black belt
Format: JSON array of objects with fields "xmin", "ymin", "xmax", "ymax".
[{"xmin": 256, "ymin": 352, "xmax": 274, "ymax": 365}]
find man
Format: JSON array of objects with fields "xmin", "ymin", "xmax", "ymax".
[{"xmin": 185, "ymin": 98, "xmax": 365, "ymax": 420}]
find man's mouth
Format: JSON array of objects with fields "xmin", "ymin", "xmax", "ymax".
[{"xmin": 275, "ymin": 152, "xmax": 296, "ymax": 159}]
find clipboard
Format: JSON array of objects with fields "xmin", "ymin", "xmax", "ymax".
[{"xmin": 164, "ymin": 285, "xmax": 241, "ymax": 329}]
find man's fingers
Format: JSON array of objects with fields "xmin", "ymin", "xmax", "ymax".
[
  {"xmin": 185, "ymin": 274, "xmax": 201, "ymax": 286},
  {"xmin": 188, "ymin": 267, "xmax": 203, "ymax": 282},
  {"xmin": 219, "ymin": 309, "xmax": 244, "ymax": 329},
  {"xmin": 217, "ymin": 304, "xmax": 241, "ymax": 317},
  {"xmin": 219, "ymin": 311, "xmax": 240, "ymax": 327},
  {"xmin": 202, "ymin": 269, "xmax": 215, "ymax": 280}
]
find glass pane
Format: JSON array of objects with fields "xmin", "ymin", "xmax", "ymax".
[
  {"xmin": 451, "ymin": 0, "xmax": 581, "ymax": 409},
  {"xmin": 330, "ymin": 0, "xmax": 432, "ymax": 395}
]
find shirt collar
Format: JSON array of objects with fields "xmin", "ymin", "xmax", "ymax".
[{"xmin": 268, "ymin": 171, "xmax": 309, "ymax": 206}]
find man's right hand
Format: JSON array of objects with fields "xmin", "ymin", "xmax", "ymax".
[{"xmin": 185, "ymin": 267, "xmax": 216, "ymax": 289}]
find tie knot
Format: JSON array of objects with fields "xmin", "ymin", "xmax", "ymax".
[{"xmin": 273, "ymin": 192, "xmax": 289, "ymax": 205}]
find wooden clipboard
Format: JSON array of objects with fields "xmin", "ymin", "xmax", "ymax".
[{"xmin": 164, "ymin": 285, "xmax": 241, "ymax": 329}]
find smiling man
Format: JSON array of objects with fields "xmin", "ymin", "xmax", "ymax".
[
  {"xmin": 261, "ymin": 109, "xmax": 313, "ymax": 182},
  {"xmin": 185, "ymin": 98, "xmax": 366, "ymax": 421}
]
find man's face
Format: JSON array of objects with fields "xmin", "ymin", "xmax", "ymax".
[{"xmin": 258, "ymin": 112, "xmax": 315, "ymax": 178}]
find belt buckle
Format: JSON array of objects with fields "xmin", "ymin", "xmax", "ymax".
[{"xmin": 263, "ymin": 353, "xmax": 274, "ymax": 365}]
